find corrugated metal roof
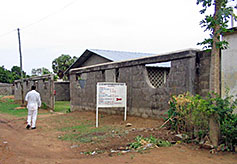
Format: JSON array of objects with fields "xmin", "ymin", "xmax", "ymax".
[
  {"xmin": 88, "ymin": 49, "xmax": 171, "ymax": 67},
  {"xmin": 145, "ymin": 62, "xmax": 171, "ymax": 68}
]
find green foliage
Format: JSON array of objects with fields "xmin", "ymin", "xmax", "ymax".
[
  {"xmin": 220, "ymin": 113, "xmax": 237, "ymax": 151},
  {"xmin": 0, "ymin": 65, "xmax": 27, "ymax": 83},
  {"xmin": 167, "ymin": 92, "xmax": 237, "ymax": 151},
  {"xmin": 156, "ymin": 139, "xmax": 172, "ymax": 147},
  {"xmin": 0, "ymin": 66, "xmax": 11, "ymax": 83},
  {"xmin": 129, "ymin": 135, "xmax": 171, "ymax": 150},
  {"xmin": 52, "ymin": 54, "xmax": 78, "ymax": 79},
  {"xmin": 197, "ymin": 0, "xmax": 237, "ymax": 49},
  {"xmin": 41, "ymin": 102, "xmax": 48, "ymax": 109}
]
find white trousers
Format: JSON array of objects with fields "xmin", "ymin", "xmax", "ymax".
[{"xmin": 27, "ymin": 109, "xmax": 38, "ymax": 128}]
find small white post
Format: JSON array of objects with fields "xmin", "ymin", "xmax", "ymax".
[
  {"xmin": 96, "ymin": 106, "xmax": 99, "ymax": 128},
  {"xmin": 96, "ymin": 83, "xmax": 99, "ymax": 127},
  {"xmin": 124, "ymin": 85, "xmax": 127, "ymax": 121}
]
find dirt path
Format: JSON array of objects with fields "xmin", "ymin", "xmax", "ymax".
[{"xmin": 0, "ymin": 112, "xmax": 236, "ymax": 164}]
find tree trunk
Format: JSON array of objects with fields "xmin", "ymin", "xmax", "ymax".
[
  {"xmin": 209, "ymin": 113, "xmax": 220, "ymax": 147},
  {"xmin": 209, "ymin": 0, "xmax": 222, "ymax": 147}
]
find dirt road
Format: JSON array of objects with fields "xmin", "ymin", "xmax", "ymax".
[{"xmin": 0, "ymin": 112, "xmax": 236, "ymax": 164}]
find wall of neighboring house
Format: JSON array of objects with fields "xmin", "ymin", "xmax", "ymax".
[
  {"xmin": 81, "ymin": 54, "xmax": 111, "ymax": 67},
  {"xmin": 0, "ymin": 83, "xmax": 14, "ymax": 95},
  {"xmin": 222, "ymin": 30, "xmax": 237, "ymax": 101},
  {"xmin": 69, "ymin": 49, "xmax": 209, "ymax": 118},
  {"xmin": 14, "ymin": 75, "xmax": 54, "ymax": 109}
]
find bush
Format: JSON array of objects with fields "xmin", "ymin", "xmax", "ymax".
[
  {"xmin": 41, "ymin": 102, "xmax": 48, "ymax": 109},
  {"xmin": 129, "ymin": 135, "xmax": 171, "ymax": 150},
  {"xmin": 166, "ymin": 92, "xmax": 237, "ymax": 151}
]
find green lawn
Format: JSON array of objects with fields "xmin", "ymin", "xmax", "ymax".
[
  {"xmin": 54, "ymin": 101, "xmax": 70, "ymax": 113},
  {"xmin": 0, "ymin": 97, "xmax": 70, "ymax": 117},
  {"xmin": 0, "ymin": 98, "xmax": 28, "ymax": 117}
]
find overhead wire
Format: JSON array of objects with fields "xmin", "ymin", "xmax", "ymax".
[
  {"xmin": 0, "ymin": 29, "xmax": 17, "ymax": 38},
  {"xmin": 0, "ymin": 0, "xmax": 78, "ymax": 38},
  {"xmin": 20, "ymin": 0, "xmax": 78, "ymax": 30}
]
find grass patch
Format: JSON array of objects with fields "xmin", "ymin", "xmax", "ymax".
[
  {"xmin": 0, "ymin": 97, "xmax": 49, "ymax": 117},
  {"xmin": 59, "ymin": 122, "xmax": 117, "ymax": 143},
  {"xmin": 0, "ymin": 98, "xmax": 27, "ymax": 117},
  {"xmin": 54, "ymin": 101, "xmax": 70, "ymax": 113}
]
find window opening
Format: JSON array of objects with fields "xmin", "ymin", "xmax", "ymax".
[
  {"xmin": 115, "ymin": 68, "xmax": 119, "ymax": 82},
  {"xmin": 145, "ymin": 62, "xmax": 170, "ymax": 88},
  {"xmin": 76, "ymin": 74, "xmax": 86, "ymax": 89}
]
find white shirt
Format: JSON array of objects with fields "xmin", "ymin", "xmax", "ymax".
[{"xmin": 25, "ymin": 90, "xmax": 41, "ymax": 110}]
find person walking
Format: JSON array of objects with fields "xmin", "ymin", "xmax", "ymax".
[{"xmin": 25, "ymin": 85, "xmax": 41, "ymax": 130}]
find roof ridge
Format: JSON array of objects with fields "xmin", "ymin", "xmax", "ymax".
[{"xmin": 88, "ymin": 48, "xmax": 155, "ymax": 55}]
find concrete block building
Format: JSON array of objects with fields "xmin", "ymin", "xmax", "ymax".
[{"xmin": 68, "ymin": 49, "xmax": 211, "ymax": 118}]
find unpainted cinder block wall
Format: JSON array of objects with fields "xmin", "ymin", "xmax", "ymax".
[
  {"xmin": 195, "ymin": 51, "xmax": 211, "ymax": 97},
  {"xmin": 69, "ymin": 49, "xmax": 209, "ymax": 118},
  {"xmin": 14, "ymin": 75, "xmax": 54, "ymax": 109},
  {"xmin": 0, "ymin": 83, "xmax": 14, "ymax": 95}
]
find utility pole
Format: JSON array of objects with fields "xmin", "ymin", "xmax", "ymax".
[{"xmin": 17, "ymin": 28, "xmax": 24, "ymax": 105}]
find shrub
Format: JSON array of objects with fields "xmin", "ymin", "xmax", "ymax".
[
  {"xmin": 41, "ymin": 102, "xmax": 48, "ymax": 109},
  {"xmin": 129, "ymin": 135, "xmax": 171, "ymax": 150},
  {"xmin": 167, "ymin": 92, "xmax": 237, "ymax": 151}
]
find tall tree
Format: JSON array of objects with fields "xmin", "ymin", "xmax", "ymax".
[
  {"xmin": 197, "ymin": 0, "xmax": 236, "ymax": 147},
  {"xmin": 11, "ymin": 66, "xmax": 27, "ymax": 80},
  {"xmin": 197, "ymin": 0, "xmax": 236, "ymax": 94},
  {"xmin": 52, "ymin": 54, "xmax": 77, "ymax": 79}
]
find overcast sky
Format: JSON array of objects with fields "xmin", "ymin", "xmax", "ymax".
[{"xmin": 0, "ymin": 0, "xmax": 236, "ymax": 75}]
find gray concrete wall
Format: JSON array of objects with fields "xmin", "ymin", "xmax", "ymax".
[
  {"xmin": 196, "ymin": 51, "xmax": 211, "ymax": 97},
  {"xmin": 69, "ymin": 49, "xmax": 204, "ymax": 118},
  {"xmin": 0, "ymin": 83, "xmax": 14, "ymax": 95},
  {"xmin": 54, "ymin": 81, "xmax": 70, "ymax": 101},
  {"xmin": 81, "ymin": 54, "xmax": 111, "ymax": 67},
  {"xmin": 222, "ymin": 31, "xmax": 237, "ymax": 98},
  {"xmin": 14, "ymin": 74, "xmax": 54, "ymax": 109}
]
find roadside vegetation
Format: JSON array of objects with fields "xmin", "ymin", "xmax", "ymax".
[{"xmin": 165, "ymin": 92, "xmax": 237, "ymax": 152}]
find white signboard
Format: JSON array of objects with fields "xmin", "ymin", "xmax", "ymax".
[
  {"xmin": 96, "ymin": 82, "xmax": 127, "ymax": 127},
  {"xmin": 97, "ymin": 83, "xmax": 126, "ymax": 107}
]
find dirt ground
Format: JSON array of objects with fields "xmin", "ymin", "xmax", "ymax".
[{"xmin": 0, "ymin": 110, "xmax": 236, "ymax": 164}]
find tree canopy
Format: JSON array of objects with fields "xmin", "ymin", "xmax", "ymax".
[
  {"xmin": 0, "ymin": 66, "xmax": 27, "ymax": 83},
  {"xmin": 197, "ymin": 0, "xmax": 236, "ymax": 50},
  {"xmin": 52, "ymin": 54, "xmax": 77, "ymax": 79}
]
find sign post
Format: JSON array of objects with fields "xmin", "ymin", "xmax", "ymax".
[{"xmin": 96, "ymin": 82, "xmax": 127, "ymax": 127}]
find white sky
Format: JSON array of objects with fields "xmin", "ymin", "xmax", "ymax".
[{"xmin": 0, "ymin": 0, "xmax": 236, "ymax": 75}]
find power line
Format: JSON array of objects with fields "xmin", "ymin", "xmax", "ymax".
[
  {"xmin": 0, "ymin": 0, "xmax": 78, "ymax": 38},
  {"xmin": 0, "ymin": 29, "xmax": 17, "ymax": 38},
  {"xmin": 21, "ymin": 0, "xmax": 78, "ymax": 30}
]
